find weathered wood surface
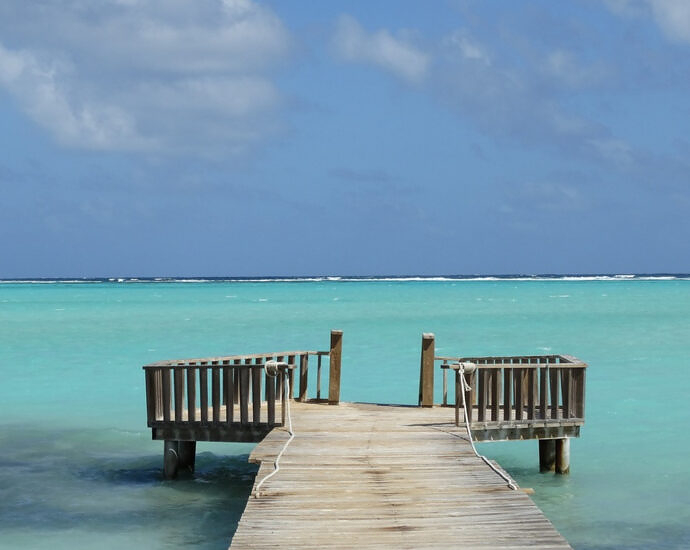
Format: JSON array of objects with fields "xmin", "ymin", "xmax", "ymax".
[{"xmin": 231, "ymin": 402, "xmax": 571, "ymax": 549}]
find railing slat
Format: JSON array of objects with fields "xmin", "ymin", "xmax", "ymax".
[
  {"xmin": 540, "ymin": 364, "xmax": 548, "ymax": 419},
  {"xmin": 491, "ymin": 368, "xmax": 501, "ymax": 421},
  {"xmin": 233, "ymin": 359, "xmax": 241, "ymax": 405},
  {"xmin": 317, "ymin": 354, "xmax": 322, "ymax": 400},
  {"xmin": 224, "ymin": 366, "xmax": 233, "ymax": 424},
  {"xmin": 212, "ymin": 366, "xmax": 220, "ymax": 423},
  {"xmin": 240, "ymin": 359, "xmax": 250, "ymax": 424},
  {"xmin": 464, "ymin": 370, "xmax": 473, "ymax": 423},
  {"xmin": 174, "ymin": 368, "xmax": 184, "ymax": 423},
  {"xmin": 162, "ymin": 368, "xmax": 171, "ymax": 422},
  {"xmin": 550, "ymin": 368, "xmax": 559, "ymax": 419},
  {"xmin": 266, "ymin": 369, "xmax": 276, "ymax": 426},
  {"xmin": 478, "ymin": 370, "xmax": 486, "ymax": 422},
  {"xmin": 527, "ymin": 367, "xmax": 536, "ymax": 420},
  {"xmin": 514, "ymin": 367, "xmax": 523, "ymax": 420},
  {"xmin": 252, "ymin": 359, "xmax": 262, "ymax": 425},
  {"xmin": 145, "ymin": 370, "xmax": 156, "ymax": 425},
  {"xmin": 574, "ymin": 367, "xmax": 586, "ymax": 418},
  {"xmin": 187, "ymin": 368, "xmax": 196, "ymax": 422},
  {"xmin": 276, "ymin": 356, "xmax": 284, "ymax": 398},
  {"xmin": 200, "ymin": 367, "xmax": 208, "ymax": 424},
  {"xmin": 287, "ymin": 354, "xmax": 295, "ymax": 400},
  {"xmin": 562, "ymin": 368, "xmax": 572, "ymax": 419},
  {"xmin": 503, "ymin": 367, "xmax": 512, "ymax": 421},
  {"xmin": 299, "ymin": 354, "xmax": 308, "ymax": 402}
]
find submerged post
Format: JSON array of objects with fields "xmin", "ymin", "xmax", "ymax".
[
  {"xmin": 556, "ymin": 438, "xmax": 570, "ymax": 474},
  {"xmin": 328, "ymin": 330, "xmax": 343, "ymax": 405},
  {"xmin": 539, "ymin": 439, "xmax": 556, "ymax": 472},
  {"xmin": 419, "ymin": 333, "xmax": 435, "ymax": 407}
]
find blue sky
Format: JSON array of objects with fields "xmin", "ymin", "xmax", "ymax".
[{"xmin": 1, "ymin": 0, "xmax": 689, "ymax": 277}]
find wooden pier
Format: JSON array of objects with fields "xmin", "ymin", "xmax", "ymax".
[{"xmin": 142, "ymin": 330, "xmax": 586, "ymax": 548}]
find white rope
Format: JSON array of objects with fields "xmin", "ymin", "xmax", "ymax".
[
  {"xmin": 254, "ymin": 368, "xmax": 294, "ymax": 498},
  {"xmin": 457, "ymin": 362, "xmax": 517, "ymax": 491}
]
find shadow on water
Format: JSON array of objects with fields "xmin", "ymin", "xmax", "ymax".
[{"xmin": 0, "ymin": 424, "xmax": 258, "ymax": 549}]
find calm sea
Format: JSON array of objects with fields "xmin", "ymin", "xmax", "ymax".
[{"xmin": 1, "ymin": 277, "xmax": 688, "ymax": 549}]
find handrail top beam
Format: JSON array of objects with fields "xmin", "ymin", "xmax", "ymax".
[
  {"xmin": 143, "ymin": 349, "xmax": 326, "ymax": 368},
  {"xmin": 436, "ymin": 354, "xmax": 587, "ymax": 367}
]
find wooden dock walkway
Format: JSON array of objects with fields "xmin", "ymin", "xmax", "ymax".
[
  {"xmin": 230, "ymin": 401, "xmax": 571, "ymax": 549},
  {"xmin": 142, "ymin": 330, "xmax": 586, "ymax": 548}
]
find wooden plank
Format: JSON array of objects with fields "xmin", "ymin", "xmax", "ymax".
[{"xmin": 232, "ymin": 402, "xmax": 573, "ymax": 550}]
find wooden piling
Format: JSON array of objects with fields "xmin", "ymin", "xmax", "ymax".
[
  {"xmin": 556, "ymin": 438, "xmax": 570, "ymax": 474},
  {"xmin": 178, "ymin": 441, "xmax": 196, "ymax": 473},
  {"xmin": 328, "ymin": 330, "xmax": 343, "ymax": 405},
  {"xmin": 163, "ymin": 440, "xmax": 179, "ymax": 480},
  {"xmin": 419, "ymin": 333, "xmax": 435, "ymax": 407},
  {"xmin": 539, "ymin": 439, "xmax": 556, "ymax": 472}
]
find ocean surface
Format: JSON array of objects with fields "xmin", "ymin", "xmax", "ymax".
[{"xmin": 1, "ymin": 276, "xmax": 689, "ymax": 549}]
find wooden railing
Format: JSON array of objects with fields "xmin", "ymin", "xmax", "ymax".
[
  {"xmin": 419, "ymin": 333, "xmax": 587, "ymax": 441},
  {"xmin": 143, "ymin": 330, "xmax": 343, "ymax": 443},
  {"xmin": 438, "ymin": 355, "xmax": 587, "ymax": 423}
]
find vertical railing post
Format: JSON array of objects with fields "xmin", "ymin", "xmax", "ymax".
[
  {"xmin": 328, "ymin": 330, "xmax": 343, "ymax": 405},
  {"xmin": 299, "ymin": 354, "xmax": 309, "ymax": 401},
  {"xmin": 145, "ymin": 368, "xmax": 156, "ymax": 425},
  {"xmin": 574, "ymin": 366, "xmax": 586, "ymax": 418},
  {"xmin": 419, "ymin": 333, "xmax": 435, "ymax": 407}
]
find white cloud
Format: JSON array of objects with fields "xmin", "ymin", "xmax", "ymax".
[
  {"xmin": 0, "ymin": 0, "xmax": 291, "ymax": 154},
  {"xmin": 604, "ymin": 0, "xmax": 690, "ymax": 43},
  {"xmin": 649, "ymin": 0, "xmax": 690, "ymax": 42},
  {"xmin": 333, "ymin": 15, "xmax": 429, "ymax": 84},
  {"xmin": 544, "ymin": 50, "xmax": 608, "ymax": 88},
  {"xmin": 446, "ymin": 31, "xmax": 491, "ymax": 65}
]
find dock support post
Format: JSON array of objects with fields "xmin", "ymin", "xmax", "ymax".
[
  {"xmin": 163, "ymin": 440, "xmax": 179, "ymax": 480},
  {"xmin": 539, "ymin": 439, "xmax": 556, "ymax": 472},
  {"xmin": 555, "ymin": 438, "xmax": 570, "ymax": 474},
  {"xmin": 178, "ymin": 441, "xmax": 196, "ymax": 473},
  {"xmin": 328, "ymin": 330, "xmax": 343, "ymax": 405},
  {"xmin": 419, "ymin": 333, "xmax": 435, "ymax": 407}
]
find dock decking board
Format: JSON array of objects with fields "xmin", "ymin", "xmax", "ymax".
[{"xmin": 230, "ymin": 402, "xmax": 571, "ymax": 549}]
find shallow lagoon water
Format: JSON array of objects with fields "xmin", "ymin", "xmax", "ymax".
[{"xmin": 1, "ymin": 278, "xmax": 689, "ymax": 549}]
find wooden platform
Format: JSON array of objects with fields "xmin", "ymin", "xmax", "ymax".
[{"xmin": 230, "ymin": 401, "xmax": 571, "ymax": 549}]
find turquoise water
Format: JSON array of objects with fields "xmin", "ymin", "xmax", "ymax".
[{"xmin": 1, "ymin": 278, "xmax": 689, "ymax": 549}]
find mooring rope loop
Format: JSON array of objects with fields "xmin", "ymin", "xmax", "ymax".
[
  {"xmin": 457, "ymin": 362, "xmax": 517, "ymax": 491},
  {"xmin": 254, "ymin": 362, "xmax": 295, "ymax": 498}
]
